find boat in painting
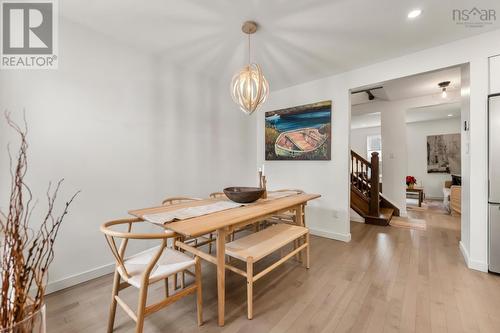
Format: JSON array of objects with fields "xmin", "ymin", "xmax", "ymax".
[{"xmin": 274, "ymin": 127, "xmax": 327, "ymax": 157}]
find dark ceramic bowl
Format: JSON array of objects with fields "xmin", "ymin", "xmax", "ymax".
[{"xmin": 223, "ymin": 187, "xmax": 265, "ymax": 203}]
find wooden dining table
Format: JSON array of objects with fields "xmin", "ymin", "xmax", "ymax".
[{"xmin": 129, "ymin": 192, "xmax": 320, "ymax": 326}]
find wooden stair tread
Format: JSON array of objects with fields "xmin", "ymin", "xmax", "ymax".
[
  {"xmin": 379, "ymin": 208, "xmax": 394, "ymax": 220},
  {"xmin": 365, "ymin": 208, "xmax": 393, "ymax": 220},
  {"xmin": 364, "ymin": 208, "xmax": 394, "ymax": 226}
]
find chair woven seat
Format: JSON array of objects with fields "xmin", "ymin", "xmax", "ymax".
[{"xmin": 119, "ymin": 246, "xmax": 195, "ymax": 288}]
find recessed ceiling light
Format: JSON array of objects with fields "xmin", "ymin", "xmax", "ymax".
[
  {"xmin": 408, "ymin": 9, "xmax": 422, "ymax": 19},
  {"xmin": 448, "ymin": 114, "xmax": 453, "ymax": 117}
]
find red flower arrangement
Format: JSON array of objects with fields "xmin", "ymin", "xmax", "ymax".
[{"xmin": 406, "ymin": 176, "xmax": 417, "ymax": 186}]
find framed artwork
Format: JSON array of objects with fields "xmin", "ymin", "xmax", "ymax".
[
  {"xmin": 427, "ymin": 133, "xmax": 461, "ymax": 173},
  {"xmin": 265, "ymin": 100, "xmax": 331, "ymax": 160}
]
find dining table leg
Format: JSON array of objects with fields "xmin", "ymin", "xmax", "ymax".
[{"xmin": 216, "ymin": 228, "xmax": 226, "ymax": 326}]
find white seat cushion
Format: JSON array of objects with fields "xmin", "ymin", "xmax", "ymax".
[{"xmin": 119, "ymin": 246, "xmax": 195, "ymax": 288}]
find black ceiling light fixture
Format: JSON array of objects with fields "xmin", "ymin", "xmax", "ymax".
[
  {"xmin": 351, "ymin": 86, "xmax": 383, "ymax": 101},
  {"xmin": 438, "ymin": 81, "xmax": 451, "ymax": 98}
]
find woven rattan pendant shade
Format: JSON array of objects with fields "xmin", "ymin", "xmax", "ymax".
[{"xmin": 230, "ymin": 21, "xmax": 269, "ymax": 115}]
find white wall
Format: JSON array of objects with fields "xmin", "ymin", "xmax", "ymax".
[
  {"xmin": 351, "ymin": 117, "xmax": 461, "ymax": 200},
  {"xmin": 350, "ymin": 126, "xmax": 380, "ymax": 158},
  {"xmin": 257, "ymin": 77, "xmax": 352, "ymax": 242},
  {"xmin": 152, "ymin": 59, "xmax": 257, "ymax": 197},
  {"xmin": 0, "ymin": 19, "xmax": 159, "ymax": 291},
  {"xmin": 406, "ymin": 118, "xmax": 461, "ymax": 199},
  {"xmin": 0, "ymin": 19, "xmax": 256, "ymax": 292},
  {"xmin": 260, "ymin": 29, "xmax": 500, "ymax": 272},
  {"xmin": 381, "ymin": 105, "xmax": 408, "ymax": 214}
]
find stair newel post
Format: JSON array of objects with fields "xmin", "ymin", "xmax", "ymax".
[{"xmin": 369, "ymin": 152, "xmax": 380, "ymax": 216}]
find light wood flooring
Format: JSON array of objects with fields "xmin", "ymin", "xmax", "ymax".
[{"xmin": 46, "ymin": 206, "xmax": 500, "ymax": 332}]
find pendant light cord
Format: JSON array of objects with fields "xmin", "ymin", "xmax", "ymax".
[{"xmin": 248, "ymin": 33, "xmax": 251, "ymax": 65}]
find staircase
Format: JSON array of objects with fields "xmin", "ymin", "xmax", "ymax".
[{"xmin": 350, "ymin": 150, "xmax": 400, "ymax": 225}]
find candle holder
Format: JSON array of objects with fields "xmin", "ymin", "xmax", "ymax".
[{"xmin": 260, "ymin": 175, "xmax": 267, "ymax": 199}]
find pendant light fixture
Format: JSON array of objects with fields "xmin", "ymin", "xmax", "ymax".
[
  {"xmin": 438, "ymin": 81, "xmax": 451, "ymax": 98},
  {"xmin": 230, "ymin": 21, "xmax": 269, "ymax": 115}
]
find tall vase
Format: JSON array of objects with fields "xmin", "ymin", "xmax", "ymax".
[{"xmin": 0, "ymin": 304, "xmax": 46, "ymax": 333}]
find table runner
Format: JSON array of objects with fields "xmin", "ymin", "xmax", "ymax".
[
  {"xmin": 143, "ymin": 201, "xmax": 242, "ymax": 226},
  {"xmin": 142, "ymin": 190, "xmax": 301, "ymax": 226}
]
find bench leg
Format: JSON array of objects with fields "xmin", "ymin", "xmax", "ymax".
[
  {"xmin": 305, "ymin": 233, "xmax": 310, "ymax": 269},
  {"xmin": 247, "ymin": 258, "xmax": 254, "ymax": 320}
]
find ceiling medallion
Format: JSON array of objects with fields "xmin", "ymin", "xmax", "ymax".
[{"xmin": 230, "ymin": 21, "xmax": 269, "ymax": 115}]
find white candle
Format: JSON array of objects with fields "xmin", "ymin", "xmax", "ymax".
[
  {"xmin": 258, "ymin": 167, "xmax": 262, "ymax": 173},
  {"xmin": 262, "ymin": 164, "xmax": 265, "ymax": 176}
]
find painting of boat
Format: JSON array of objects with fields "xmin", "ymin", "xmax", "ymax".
[
  {"xmin": 265, "ymin": 100, "xmax": 331, "ymax": 160},
  {"xmin": 275, "ymin": 128, "xmax": 327, "ymax": 157}
]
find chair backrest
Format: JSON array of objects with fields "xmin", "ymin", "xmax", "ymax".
[
  {"xmin": 100, "ymin": 218, "xmax": 173, "ymax": 280},
  {"xmin": 162, "ymin": 196, "xmax": 201, "ymax": 206},
  {"xmin": 209, "ymin": 192, "xmax": 226, "ymax": 198}
]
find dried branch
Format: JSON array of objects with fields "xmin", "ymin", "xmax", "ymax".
[{"xmin": 0, "ymin": 112, "xmax": 79, "ymax": 329}]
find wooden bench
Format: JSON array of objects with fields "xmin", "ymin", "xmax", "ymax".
[{"xmin": 224, "ymin": 223, "xmax": 310, "ymax": 319}]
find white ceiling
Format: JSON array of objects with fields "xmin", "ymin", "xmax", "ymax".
[
  {"xmin": 352, "ymin": 66, "xmax": 461, "ymax": 105},
  {"xmin": 62, "ymin": 0, "xmax": 500, "ymax": 91},
  {"xmin": 406, "ymin": 102, "xmax": 461, "ymax": 123},
  {"xmin": 351, "ymin": 65, "xmax": 462, "ymax": 129},
  {"xmin": 351, "ymin": 103, "xmax": 460, "ymax": 129}
]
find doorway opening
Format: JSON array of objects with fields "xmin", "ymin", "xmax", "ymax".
[{"xmin": 349, "ymin": 64, "xmax": 469, "ymax": 234}]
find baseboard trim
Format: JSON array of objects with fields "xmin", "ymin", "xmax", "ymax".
[
  {"xmin": 459, "ymin": 241, "xmax": 488, "ymax": 272},
  {"xmin": 469, "ymin": 259, "xmax": 488, "ymax": 272},
  {"xmin": 310, "ymin": 228, "xmax": 351, "ymax": 242},
  {"xmin": 46, "ymin": 262, "xmax": 115, "ymax": 294},
  {"xmin": 459, "ymin": 241, "xmax": 470, "ymax": 267}
]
